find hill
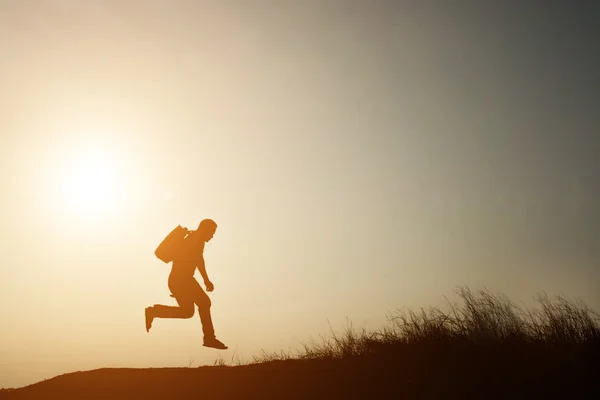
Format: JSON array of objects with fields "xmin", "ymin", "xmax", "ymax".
[{"xmin": 2, "ymin": 288, "xmax": 598, "ymax": 399}]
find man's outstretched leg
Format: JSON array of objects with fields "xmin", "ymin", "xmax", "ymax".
[
  {"xmin": 192, "ymin": 281, "xmax": 227, "ymax": 349},
  {"xmin": 199, "ymin": 306, "xmax": 227, "ymax": 349}
]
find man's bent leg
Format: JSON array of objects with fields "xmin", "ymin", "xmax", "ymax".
[
  {"xmin": 146, "ymin": 295, "xmax": 194, "ymax": 333},
  {"xmin": 152, "ymin": 303, "xmax": 195, "ymax": 319}
]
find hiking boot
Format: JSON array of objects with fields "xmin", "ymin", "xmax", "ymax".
[
  {"xmin": 145, "ymin": 307, "xmax": 155, "ymax": 332},
  {"xmin": 203, "ymin": 337, "xmax": 228, "ymax": 350}
]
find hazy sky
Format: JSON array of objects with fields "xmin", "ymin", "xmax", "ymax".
[{"xmin": 1, "ymin": 0, "xmax": 599, "ymax": 388}]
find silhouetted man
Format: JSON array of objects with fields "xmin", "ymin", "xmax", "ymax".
[{"xmin": 145, "ymin": 219, "xmax": 227, "ymax": 350}]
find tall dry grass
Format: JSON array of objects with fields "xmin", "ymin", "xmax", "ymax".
[{"xmin": 252, "ymin": 287, "xmax": 600, "ymax": 363}]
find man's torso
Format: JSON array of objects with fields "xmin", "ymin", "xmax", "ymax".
[{"xmin": 170, "ymin": 236, "xmax": 204, "ymax": 279}]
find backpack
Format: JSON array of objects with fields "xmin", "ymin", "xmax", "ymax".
[{"xmin": 154, "ymin": 225, "xmax": 190, "ymax": 263}]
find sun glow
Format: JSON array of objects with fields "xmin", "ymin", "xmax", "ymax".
[{"xmin": 59, "ymin": 147, "xmax": 124, "ymax": 218}]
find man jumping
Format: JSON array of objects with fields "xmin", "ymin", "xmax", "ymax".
[{"xmin": 145, "ymin": 219, "xmax": 227, "ymax": 350}]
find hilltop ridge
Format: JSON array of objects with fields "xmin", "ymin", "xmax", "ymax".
[{"xmin": 2, "ymin": 288, "xmax": 598, "ymax": 399}]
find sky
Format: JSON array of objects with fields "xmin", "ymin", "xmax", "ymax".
[{"xmin": 1, "ymin": 0, "xmax": 599, "ymax": 389}]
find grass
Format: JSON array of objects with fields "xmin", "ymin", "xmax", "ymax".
[
  {"xmin": 244, "ymin": 286, "xmax": 600, "ymax": 365},
  {"xmin": 2, "ymin": 287, "xmax": 598, "ymax": 399}
]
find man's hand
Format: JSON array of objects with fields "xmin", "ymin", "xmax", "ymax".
[{"xmin": 205, "ymin": 280, "xmax": 214, "ymax": 292}]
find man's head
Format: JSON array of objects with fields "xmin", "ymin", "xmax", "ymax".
[{"xmin": 196, "ymin": 219, "xmax": 217, "ymax": 242}]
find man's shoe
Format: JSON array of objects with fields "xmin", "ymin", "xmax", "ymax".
[
  {"xmin": 145, "ymin": 307, "xmax": 154, "ymax": 332},
  {"xmin": 203, "ymin": 337, "xmax": 228, "ymax": 350}
]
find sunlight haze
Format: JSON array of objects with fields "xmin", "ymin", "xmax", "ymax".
[{"xmin": 1, "ymin": 0, "xmax": 599, "ymax": 388}]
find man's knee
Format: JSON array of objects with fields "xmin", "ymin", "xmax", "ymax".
[
  {"xmin": 182, "ymin": 304, "xmax": 195, "ymax": 318},
  {"xmin": 197, "ymin": 296, "xmax": 211, "ymax": 310}
]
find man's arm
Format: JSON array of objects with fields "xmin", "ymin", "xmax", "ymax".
[{"xmin": 196, "ymin": 257, "xmax": 214, "ymax": 292}]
